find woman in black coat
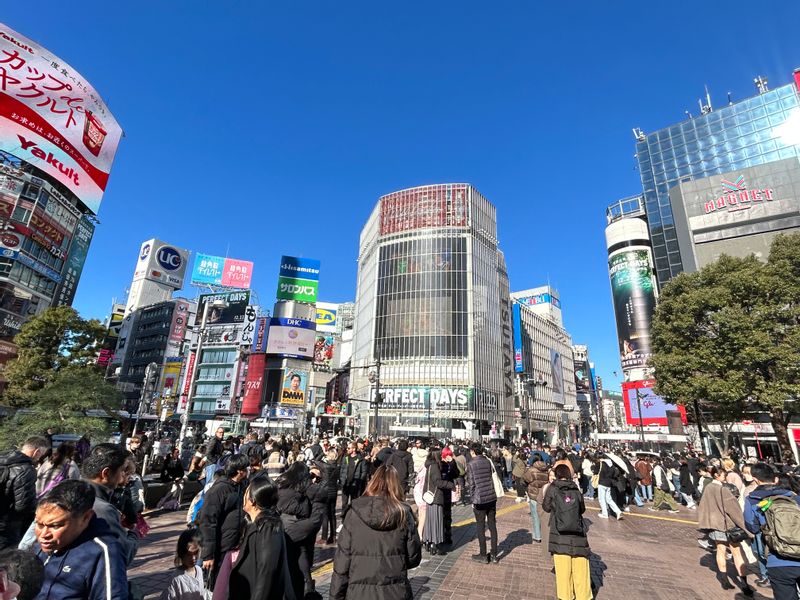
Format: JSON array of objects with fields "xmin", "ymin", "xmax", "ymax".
[
  {"xmin": 276, "ymin": 463, "xmax": 317, "ymax": 599},
  {"xmin": 330, "ymin": 464, "xmax": 421, "ymax": 600},
  {"xmin": 226, "ymin": 475, "xmax": 296, "ymax": 600},
  {"xmin": 314, "ymin": 449, "xmax": 340, "ymax": 544},
  {"xmin": 421, "ymin": 449, "xmax": 455, "ymax": 555}
]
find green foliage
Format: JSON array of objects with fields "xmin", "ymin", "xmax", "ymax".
[
  {"xmin": 0, "ymin": 366, "xmax": 123, "ymax": 447},
  {"xmin": 3, "ymin": 306, "xmax": 106, "ymax": 406},
  {"xmin": 651, "ymin": 233, "xmax": 800, "ymax": 459}
]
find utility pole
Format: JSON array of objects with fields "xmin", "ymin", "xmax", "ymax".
[{"xmin": 367, "ymin": 359, "xmax": 381, "ymax": 437}]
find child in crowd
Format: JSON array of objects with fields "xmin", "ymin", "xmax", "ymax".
[{"xmin": 161, "ymin": 529, "xmax": 210, "ymax": 600}]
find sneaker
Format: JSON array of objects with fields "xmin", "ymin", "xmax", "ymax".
[
  {"xmin": 648, "ymin": 507, "xmax": 657, "ymax": 512},
  {"xmin": 688, "ymin": 505, "xmax": 697, "ymax": 510},
  {"xmin": 471, "ymin": 553, "xmax": 489, "ymax": 563},
  {"xmin": 515, "ymin": 497, "xmax": 524, "ymax": 504},
  {"xmin": 489, "ymin": 553, "xmax": 499, "ymax": 564},
  {"xmin": 597, "ymin": 513, "xmax": 609, "ymax": 519},
  {"xmin": 616, "ymin": 513, "xmax": 623, "ymax": 521},
  {"xmin": 623, "ymin": 507, "xmax": 631, "ymax": 513},
  {"xmin": 668, "ymin": 509, "xmax": 680, "ymax": 514},
  {"xmin": 755, "ymin": 576, "xmax": 770, "ymax": 588},
  {"xmin": 336, "ymin": 524, "xmax": 343, "ymax": 533}
]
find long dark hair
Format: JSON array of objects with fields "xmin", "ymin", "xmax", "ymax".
[
  {"xmin": 50, "ymin": 442, "xmax": 75, "ymax": 468},
  {"xmin": 363, "ymin": 465, "xmax": 407, "ymax": 530},
  {"xmin": 426, "ymin": 449, "xmax": 442, "ymax": 470},
  {"xmin": 276, "ymin": 462, "xmax": 310, "ymax": 492}
]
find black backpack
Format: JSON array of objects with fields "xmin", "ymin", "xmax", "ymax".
[{"xmin": 552, "ymin": 484, "xmax": 584, "ymax": 535}]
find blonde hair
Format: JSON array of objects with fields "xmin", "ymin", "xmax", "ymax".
[
  {"xmin": 326, "ymin": 449, "xmax": 337, "ymax": 461},
  {"xmin": 722, "ymin": 458, "xmax": 736, "ymax": 471}
]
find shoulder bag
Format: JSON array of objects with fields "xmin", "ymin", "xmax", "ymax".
[
  {"xmin": 723, "ymin": 500, "xmax": 749, "ymax": 544},
  {"xmin": 488, "ymin": 458, "xmax": 505, "ymax": 500},
  {"xmin": 422, "ymin": 466, "xmax": 435, "ymax": 505}
]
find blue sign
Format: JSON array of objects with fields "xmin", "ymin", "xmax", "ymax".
[
  {"xmin": 156, "ymin": 246, "xmax": 183, "ymax": 271},
  {"xmin": 279, "ymin": 256, "xmax": 320, "ymax": 281},
  {"xmin": 512, "ymin": 303, "xmax": 524, "ymax": 373},
  {"xmin": 191, "ymin": 252, "xmax": 224, "ymax": 285},
  {"xmin": 17, "ymin": 252, "xmax": 61, "ymax": 282}
]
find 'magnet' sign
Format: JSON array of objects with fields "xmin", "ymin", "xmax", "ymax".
[{"xmin": 704, "ymin": 174, "xmax": 774, "ymax": 214}]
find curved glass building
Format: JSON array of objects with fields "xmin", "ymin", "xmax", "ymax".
[{"xmin": 351, "ymin": 184, "xmax": 515, "ymax": 439}]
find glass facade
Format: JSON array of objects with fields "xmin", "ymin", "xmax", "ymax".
[
  {"xmin": 375, "ymin": 235, "xmax": 467, "ymax": 359},
  {"xmin": 636, "ymin": 82, "xmax": 800, "ymax": 287}
]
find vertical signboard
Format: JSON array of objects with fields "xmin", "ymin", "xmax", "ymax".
[
  {"xmin": 280, "ymin": 369, "xmax": 308, "ymax": 407},
  {"xmin": 240, "ymin": 352, "xmax": 265, "ymax": 416},
  {"xmin": 608, "ymin": 247, "xmax": 658, "ymax": 374},
  {"xmin": 512, "ymin": 303, "xmax": 524, "ymax": 373},
  {"xmin": 550, "ymin": 349, "xmax": 564, "ymax": 404},
  {"xmin": 277, "ymin": 256, "xmax": 320, "ymax": 302},
  {"xmin": 251, "ymin": 316, "xmax": 268, "ymax": 352},
  {"xmin": 168, "ymin": 300, "xmax": 190, "ymax": 343},
  {"xmin": 240, "ymin": 305, "xmax": 258, "ymax": 347},
  {"xmin": 54, "ymin": 216, "xmax": 93, "ymax": 306}
]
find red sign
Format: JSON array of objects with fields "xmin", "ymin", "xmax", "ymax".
[
  {"xmin": 379, "ymin": 184, "xmax": 469, "ymax": 235},
  {"xmin": 182, "ymin": 351, "xmax": 196, "ymax": 396},
  {"xmin": 168, "ymin": 300, "xmax": 190, "ymax": 343},
  {"xmin": 241, "ymin": 353, "xmax": 266, "ymax": 416},
  {"xmin": 704, "ymin": 175, "xmax": 775, "ymax": 214},
  {"xmin": 29, "ymin": 209, "xmax": 67, "ymax": 247},
  {"xmin": 622, "ymin": 379, "xmax": 687, "ymax": 426}
]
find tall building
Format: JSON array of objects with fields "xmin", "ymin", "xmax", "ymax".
[
  {"xmin": 351, "ymin": 183, "xmax": 514, "ymax": 438},
  {"xmin": 511, "ymin": 286, "xmax": 563, "ymax": 328},
  {"xmin": 0, "ymin": 24, "xmax": 123, "ymax": 389},
  {"xmin": 633, "ymin": 70, "xmax": 800, "ymax": 288}
]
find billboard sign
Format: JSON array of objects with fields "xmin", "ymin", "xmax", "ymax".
[
  {"xmin": 550, "ymin": 349, "xmax": 564, "ymax": 404},
  {"xmin": 277, "ymin": 256, "xmax": 320, "ymax": 303},
  {"xmin": 197, "ymin": 290, "xmax": 250, "ymax": 325},
  {"xmin": 160, "ymin": 359, "xmax": 183, "ymax": 398},
  {"xmin": 379, "ymin": 184, "xmax": 469, "ymax": 235},
  {"xmin": 313, "ymin": 333, "xmax": 335, "ymax": 368},
  {"xmin": 190, "ymin": 253, "xmax": 253, "ymax": 289},
  {"xmin": 251, "ymin": 316, "xmax": 268, "ymax": 352},
  {"xmin": 622, "ymin": 379, "xmax": 687, "ymax": 426},
  {"xmin": 608, "ymin": 247, "xmax": 658, "ymax": 373},
  {"xmin": 512, "ymin": 303, "xmax": 524, "ymax": 373},
  {"xmin": 265, "ymin": 317, "xmax": 315, "ymax": 359},
  {"xmin": 168, "ymin": 300, "xmax": 190, "ymax": 343},
  {"xmin": 240, "ymin": 305, "xmax": 258, "ymax": 347},
  {"xmin": 280, "ymin": 369, "xmax": 308, "ymax": 407},
  {"xmin": 54, "ymin": 216, "xmax": 93, "ymax": 306},
  {"xmin": 240, "ymin": 352, "xmax": 265, "ymax": 416},
  {"xmin": 371, "ymin": 386, "xmax": 475, "ymax": 411},
  {"xmin": 0, "ymin": 23, "xmax": 123, "ymax": 215},
  {"xmin": 315, "ymin": 301, "xmax": 338, "ymax": 333},
  {"xmin": 132, "ymin": 238, "xmax": 189, "ymax": 289},
  {"xmin": 515, "ymin": 292, "xmax": 561, "ymax": 309}
]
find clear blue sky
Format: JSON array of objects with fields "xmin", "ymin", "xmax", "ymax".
[{"xmin": 8, "ymin": 2, "xmax": 800, "ymax": 392}]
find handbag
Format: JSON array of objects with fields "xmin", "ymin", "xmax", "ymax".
[
  {"xmin": 488, "ymin": 459, "xmax": 505, "ymax": 500},
  {"xmin": 590, "ymin": 474, "xmax": 600, "ymax": 489},
  {"xmin": 723, "ymin": 506, "xmax": 749, "ymax": 544},
  {"xmin": 422, "ymin": 467, "xmax": 435, "ymax": 505}
]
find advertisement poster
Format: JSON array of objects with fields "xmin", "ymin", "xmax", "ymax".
[
  {"xmin": 197, "ymin": 291, "xmax": 250, "ymax": 325},
  {"xmin": 54, "ymin": 216, "xmax": 93, "ymax": 306},
  {"xmin": 191, "ymin": 253, "xmax": 254, "ymax": 289},
  {"xmin": 608, "ymin": 248, "xmax": 658, "ymax": 373},
  {"xmin": 315, "ymin": 302, "xmax": 338, "ymax": 333},
  {"xmin": 280, "ymin": 369, "xmax": 308, "ymax": 407},
  {"xmin": 512, "ymin": 303, "xmax": 524, "ymax": 373},
  {"xmin": 240, "ymin": 305, "xmax": 258, "ymax": 347},
  {"xmin": 133, "ymin": 238, "xmax": 189, "ymax": 289},
  {"xmin": 265, "ymin": 317, "xmax": 315, "ymax": 358},
  {"xmin": 0, "ymin": 23, "xmax": 123, "ymax": 215},
  {"xmin": 550, "ymin": 349, "xmax": 564, "ymax": 404},
  {"xmin": 277, "ymin": 255, "xmax": 320, "ymax": 302},
  {"xmin": 379, "ymin": 184, "xmax": 469, "ymax": 235},
  {"xmin": 251, "ymin": 316, "xmax": 268, "ymax": 352},
  {"xmin": 160, "ymin": 359, "xmax": 183, "ymax": 399},
  {"xmin": 622, "ymin": 379, "xmax": 687, "ymax": 426},
  {"xmin": 168, "ymin": 300, "xmax": 190, "ymax": 343},
  {"xmin": 313, "ymin": 333, "xmax": 335, "ymax": 368},
  {"xmin": 240, "ymin": 352, "xmax": 265, "ymax": 416}
]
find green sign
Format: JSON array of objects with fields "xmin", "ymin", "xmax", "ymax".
[{"xmin": 276, "ymin": 276, "xmax": 318, "ymax": 302}]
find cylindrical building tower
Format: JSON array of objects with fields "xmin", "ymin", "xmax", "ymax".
[{"xmin": 351, "ymin": 184, "xmax": 513, "ymax": 439}]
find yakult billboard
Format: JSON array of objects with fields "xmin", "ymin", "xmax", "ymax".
[{"xmin": 0, "ymin": 24, "xmax": 123, "ymax": 215}]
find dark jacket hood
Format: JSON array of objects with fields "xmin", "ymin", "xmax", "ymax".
[
  {"xmin": 532, "ymin": 460, "xmax": 548, "ymax": 472},
  {"xmin": 350, "ymin": 495, "xmax": 403, "ymax": 531},
  {"xmin": 394, "ymin": 449, "xmax": 411, "ymax": 460},
  {"xmin": 552, "ymin": 478, "xmax": 579, "ymax": 492},
  {"xmin": 0, "ymin": 450, "xmax": 31, "ymax": 467},
  {"xmin": 749, "ymin": 484, "xmax": 795, "ymax": 501}
]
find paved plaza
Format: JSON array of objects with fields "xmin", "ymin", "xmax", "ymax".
[{"xmin": 130, "ymin": 494, "xmax": 775, "ymax": 600}]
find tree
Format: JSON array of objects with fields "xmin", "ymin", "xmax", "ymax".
[
  {"xmin": 0, "ymin": 366, "xmax": 124, "ymax": 447},
  {"xmin": 651, "ymin": 233, "xmax": 800, "ymax": 461},
  {"xmin": 3, "ymin": 306, "xmax": 107, "ymax": 407}
]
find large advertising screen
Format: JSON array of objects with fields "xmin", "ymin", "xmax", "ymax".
[
  {"xmin": 276, "ymin": 256, "xmax": 320, "ymax": 303},
  {"xmin": 280, "ymin": 369, "xmax": 308, "ymax": 407},
  {"xmin": 371, "ymin": 386, "xmax": 475, "ymax": 411},
  {"xmin": 240, "ymin": 352, "xmax": 265, "ymax": 416},
  {"xmin": 550, "ymin": 349, "xmax": 564, "ymax": 404},
  {"xmin": 314, "ymin": 333, "xmax": 335, "ymax": 368},
  {"xmin": 608, "ymin": 247, "xmax": 658, "ymax": 374},
  {"xmin": 197, "ymin": 290, "xmax": 250, "ymax": 325},
  {"xmin": 191, "ymin": 253, "xmax": 254, "ymax": 289},
  {"xmin": 0, "ymin": 23, "xmax": 122, "ymax": 215},
  {"xmin": 379, "ymin": 184, "xmax": 469, "ymax": 235},
  {"xmin": 265, "ymin": 317, "xmax": 315, "ymax": 358},
  {"xmin": 622, "ymin": 379, "xmax": 687, "ymax": 426}
]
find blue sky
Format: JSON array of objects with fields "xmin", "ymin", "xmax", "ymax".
[{"xmin": 7, "ymin": 2, "xmax": 800, "ymax": 392}]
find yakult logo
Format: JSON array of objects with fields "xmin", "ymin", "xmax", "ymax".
[{"xmin": 156, "ymin": 246, "xmax": 182, "ymax": 271}]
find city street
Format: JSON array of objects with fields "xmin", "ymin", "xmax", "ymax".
[{"xmin": 130, "ymin": 493, "xmax": 773, "ymax": 600}]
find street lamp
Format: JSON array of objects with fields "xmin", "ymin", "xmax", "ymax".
[
  {"xmin": 178, "ymin": 298, "xmax": 229, "ymax": 446},
  {"xmin": 366, "ymin": 359, "xmax": 382, "ymax": 437}
]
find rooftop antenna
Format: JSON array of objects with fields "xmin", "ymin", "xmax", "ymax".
[
  {"xmin": 727, "ymin": 92, "xmax": 733, "ymax": 105},
  {"xmin": 705, "ymin": 85, "xmax": 713, "ymax": 112},
  {"xmin": 631, "ymin": 127, "xmax": 646, "ymax": 141},
  {"xmin": 699, "ymin": 85, "xmax": 712, "ymax": 115},
  {"xmin": 754, "ymin": 75, "xmax": 769, "ymax": 94},
  {"xmin": 685, "ymin": 110, "xmax": 693, "ymax": 119}
]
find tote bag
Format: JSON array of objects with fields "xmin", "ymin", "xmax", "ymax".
[{"xmin": 488, "ymin": 459, "xmax": 505, "ymax": 500}]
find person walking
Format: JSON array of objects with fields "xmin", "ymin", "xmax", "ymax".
[
  {"xmin": 0, "ymin": 436, "xmax": 49, "ymax": 550},
  {"xmin": 315, "ymin": 449, "xmax": 340, "ymax": 545},
  {"xmin": 523, "ymin": 457, "xmax": 550, "ymax": 543},
  {"xmin": 650, "ymin": 458, "xmax": 680, "ymax": 513},
  {"xmin": 596, "ymin": 455, "xmax": 623, "ymax": 520},
  {"xmin": 339, "ymin": 442, "xmax": 367, "ymax": 520},
  {"xmin": 466, "ymin": 443, "xmax": 499, "ymax": 563},
  {"xmin": 421, "ymin": 449, "xmax": 455, "ymax": 555},
  {"xmin": 330, "ymin": 465, "xmax": 421, "ymax": 600},
  {"xmin": 679, "ymin": 457, "xmax": 698, "ymax": 509},
  {"xmin": 542, "ymin": 464, "xmax": 592, "ymax": 600},
  {"xmin": 511, "ymin": 449, "xmax": 527, "ymax": 502},
  {"xmin": 697, "ymin": 465, "xmax": 754, "ymax": 595},
  {"xmin": 276, "ymin": 463, "xmax": 317, "ymax": 599},
  {"xmin": 634, "ymin": 455, "xmax": 653, "ymax": 503}
]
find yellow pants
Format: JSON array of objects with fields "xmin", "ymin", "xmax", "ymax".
[{"xmin": 553, "ymin": 554, "xmax": 592, "ymax": 600}]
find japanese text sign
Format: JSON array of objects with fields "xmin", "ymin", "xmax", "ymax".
[
  {"xmin": 190, "ymin": 253, "xmax": 253, "ymax": 289},
  {"xmin": 0, "ymin": 24, "xmax": 122, "ymax": 215}
]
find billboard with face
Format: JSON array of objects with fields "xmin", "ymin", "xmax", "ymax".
[
  {"xmin": 265, "ymin": 317, "xmax": 315, "ymax": 359},
  {"xmin": 280, "ymin": 369, "xmax": 308, "ymax": 407},
  {"xmin": 0, "ymin": 23, "xmax": 123, "ymax": 215}
]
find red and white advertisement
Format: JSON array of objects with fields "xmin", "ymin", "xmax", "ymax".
[
  {"xmin": 168, "ymin": 299, "xmax": 190, "ymax": 343},
  {"xmin": 379, "ymin": 184, "xmax": 469, "ymax": 235},
  {"xmin": 0, "ymin": 24, "xmax": 122, "ymax": 215},
  {"xmin": 622, "ymin": 379, "xmax": 688, "ymax": 427},
  {"xmin": 240, "ymin": 353, "xmax": 265, "ymax": 416},
  {"xmin": 221, "ymin": 258, "xmax": 253, "ymax": 288},
  {"xmin": 181, "ymin": 351, "xmax": 196, "ymax": 396}
]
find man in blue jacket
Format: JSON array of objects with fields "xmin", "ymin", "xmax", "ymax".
[
  {"xmin": 34, "ymin": 479, "xmax": 128, "ymax": 600},
  {"xmin": 744, "ymin": 462, "xmax": 800, "ymax": 599}
]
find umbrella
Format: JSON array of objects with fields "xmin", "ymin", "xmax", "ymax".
[{"xmin": 604, "ymin": 452, "xmax": 633, "ymax": 474}]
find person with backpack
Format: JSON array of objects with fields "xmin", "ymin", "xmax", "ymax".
[
  {"xmin": 697, "ymin": 465, "xmax": 754, "ymax": 595},
  {"xmin": 386, "ymin": 439, "xmax": 414, "ymax": 495},
  {"xmin": 744, "ymin": 461, "xmax": 800, "ymax": 597},
  {"xmin": 542, "ymin": 464, "xmax": 592, "ymax": 600}
]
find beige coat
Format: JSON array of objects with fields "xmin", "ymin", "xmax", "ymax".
[{"xmin": 696, "ymin": 480, "xmax": 748, "ymax": 533}]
